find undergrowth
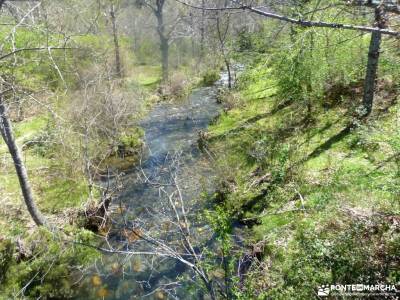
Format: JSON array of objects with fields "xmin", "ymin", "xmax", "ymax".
[{"xmin": 208, "ymin": 16, "xmax": 400, "ymax": 299}]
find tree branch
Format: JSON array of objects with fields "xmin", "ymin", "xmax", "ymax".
[
  {"xmin": 175, "ymin": 0, "xmax": 400, "ymax": 37},
  {"xmin": 0, "ymin": 46, "xmax": 76, "ymax": 61}
]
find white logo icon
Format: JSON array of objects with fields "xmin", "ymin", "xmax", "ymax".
[{"xmin": 318, "ymin": 285, "xmax": 330, "ymax": 296}]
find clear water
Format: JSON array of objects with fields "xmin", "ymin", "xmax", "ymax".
[{"xmin": 76, "ymin": 78, "xmax": 228, "ymax": 299}]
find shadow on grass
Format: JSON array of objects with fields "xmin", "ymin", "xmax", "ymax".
[{"xmin": 207, "ymin": 99, "xmax": 294, "ymax": 142}]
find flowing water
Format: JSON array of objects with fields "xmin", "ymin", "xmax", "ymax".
[{"xmin": 77, "ymin": 75, "xmax": 229, "ymax": 299}]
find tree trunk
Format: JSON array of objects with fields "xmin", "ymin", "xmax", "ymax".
[
  {"xmin": 110, "ymin": 3, "xmax": 122, "ymax": 77},
  {"xmin": 200, "ymin": 0, "xmax": 205, "ymax": 61},
  {"xmin": 362, "ymin": 5, "xmax": 386, "ymax": 116},
  {"xmin": 154, "ymin": 1, "xmax": 169, "ymax": 83},
  {"xmin": 216, "ymin": 12, "xmax": 232, "ymax": 88},
  {"xmin": 160, "ymin": 35, "xmax": 169, "ymax": 82},
  {"xmin": 225, "ymin": 57, "xmax": 232, "ymax": 89},
  {"xmin": 0, "ymin": 97, "xmax": 46, "ymax": 226}
]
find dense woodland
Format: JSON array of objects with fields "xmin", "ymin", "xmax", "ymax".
[{"xmin": 0, "ymin": 0, "xmax": 399, "ymax": 299}]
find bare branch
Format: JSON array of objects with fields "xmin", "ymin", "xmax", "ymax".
[
  {"xmin": 0, "ymin": 46, "xmax": 75, "ymax": 61},
  {"xmin": 175, "ymin": 0, "xmax": 400, "ymax": 37}
]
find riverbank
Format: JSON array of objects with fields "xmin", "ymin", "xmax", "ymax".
[{"xmin": 206, "ymin": 58, "xmax": 400, "ymax": 298}]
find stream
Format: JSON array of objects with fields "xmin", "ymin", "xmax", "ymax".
[{"xmin": 77, "ymin": 73, "xmax": 231, "ymax": 299}]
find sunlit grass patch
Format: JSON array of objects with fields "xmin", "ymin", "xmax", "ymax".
[
  {"xmin": 129, "ymin": 65, "xmax": 161, "ymax": 87},
  {"xmin": 36, "ymin": 175, "xmax": 89, "ymax": 213},
  {"xmin": 0, "ymin": 114, "xmax": 89, "ymax": 230},
  {"xmin": 14, "ymin": 115, "xmax": 48, "ymax": 138}
]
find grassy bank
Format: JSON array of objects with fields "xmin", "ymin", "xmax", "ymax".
[{"xmin": 207, "ymin": 30, "xmax": 400, "ymax": 298}]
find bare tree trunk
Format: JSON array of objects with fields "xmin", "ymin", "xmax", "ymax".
[
  {"xmin": 362, "ymin": 5, "xmax": 386, "ymax": 116},
  {"xmin": 0, "ymin": 97, "xmax": 46, "ymax": 226},
  {"xmin": 156, "ymin": 9, "xmax": 169, "ymax": 82},
  {"xmin": 142, "ymin": 0, "xmax": 169, "ymax": 82},
  {"xmin": 225, "ymin": 59, "xmax": 232, "ymax": 89},
  {"xmin": 216, "ymin": 11, "xmax": 232, "ymax": 88},
  {"xmin": 110, "ymin": 3, "xmax": 122, "ymax": 77},
  {"xmin": 160, "ymin": 35, "xmax": 169, "ymax": 82},
  {"xmin": 200, "ymin": 0, "xmax": 205, "ymax": 61}
]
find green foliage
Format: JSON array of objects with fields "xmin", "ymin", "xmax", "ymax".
[
  {"xmin": 0, "ymin": 228, "xmax": 99, "ymax": 299},
  {"xmin": 128, "ymin": 65, "xmax": 162, "ymax": 88},
  {"xmin": 270, "ymin": 144, "xmax": 290, "ymax": 183},
  {"xmin": 118, "ymin": 127, "xmax": 144, "ymax": 150},
  {"xmin": 20, "ymin": 119, "xmax": 56, "ymax": 158},
  {"xmin": 259, "ymin": 217, "xmax": 400, "ymax": 299},
  {"xmin": 206, "ymin": 205, "xmax": 232, "ymax": 246},
  {"xmin": 202, "ymin": 69, "xmax": 220, "ymax": 86},
  {"xmin": 134, "ymin": 38, "xmax": 160, "ymax": 65},
  {"xmin": 236, "ymin": 28, "xmax": 254, "ymax": 52},
  {"xmin": 204, "ymin": 206, "xmax": 237, "ymax": 297},
  {"xmin": 0, "ymin": 27, "xmax": 76, "ymax": 90},
  {"xmin": 13, "ymin": 115, "xmax": 49, "ymax": 140},
  {"xmin": 207, "ymin": 2, "xmax": 400, "ymax": 297},
  {"xmin": 0, "ymin": 27, "xmax": 132, "ymax": 91},
  {"xmin": 0, "ymin": 239, "xmax": 14, "ymax": 284},
  {"xmin": 0, "ymin": 13, "xmax": 139, "ymax": 300},
  {"xmin": 38, "ymin": 177, "xmax": 90, "ymax": 213},
  {"xmin": 271, "ymin": 29, "xmax": 369, "ymax": 107}
]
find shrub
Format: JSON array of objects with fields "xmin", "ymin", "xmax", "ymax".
[
  {"xmin": 117, "ymin": 127, "xmax": 144, "ymax": 157},
  {"xmin": 0, "ymin": 228, "xmax": 99, "ymax": 299},
  {"xmin": 202, "ymin": 69, "xmax": 220, "ymax": 86},
  {"xmin": 159, "ymin": 71, "xmax": 191, "ymax": 99}
]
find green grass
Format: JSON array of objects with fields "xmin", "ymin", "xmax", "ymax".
[
  {"xmin": 36, "ymin": 176, "xmax": 89, "ymax": 213},
  {"xmin": 208, "ymin": 58, "xmax": 400, "ymax": 298},
  {"xmin": 14, "ymin": 115, "xmax": 48, "ymax": 138},
  {"xmin": 128, "ymin": 65, "xmax": 161, "ymax": 88},
  {"xmin": 0, "ymin": 114, "xmax": 89, "ymax": 234}
]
